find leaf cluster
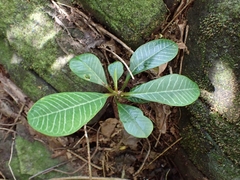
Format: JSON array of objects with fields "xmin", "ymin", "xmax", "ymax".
[{"xmin": 27, "ymin": 39, "xmax": 200, "ymax": 138}]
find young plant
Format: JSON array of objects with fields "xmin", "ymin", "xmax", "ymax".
[{"xmin": 27, "ymin": 39, "xmax": 200, "ymax": 138}]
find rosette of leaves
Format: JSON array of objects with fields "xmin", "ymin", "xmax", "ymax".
[{"xmin": 27, "ymin": 39, "xmax": 200, "ymax": 138}]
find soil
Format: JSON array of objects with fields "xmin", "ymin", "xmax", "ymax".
[{"xmin": 0, "ymin": 0, "xmax": 201, "ymax": 179}]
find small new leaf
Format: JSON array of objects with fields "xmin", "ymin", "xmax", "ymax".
[
  {"xmin": 69, "ymin": 53, "xmax": 108, "ymax": 86},
  {"xmin": 130, "ymin": 39, "xmax": 178, "ymax": 75},
  {"xmin": 28, "ymin": 92, "xmax": 109, "ymax": 137},
  {"xmin": 117, "ymin": 103, "xmax": 153, "ymax": 138},
  {"xmin": 127, "ymin": 74, "xmax": 200, "ymax": 106},
  {"xmin": 108, "ymin": 61, "xmax": 123, "ymax": 89}
]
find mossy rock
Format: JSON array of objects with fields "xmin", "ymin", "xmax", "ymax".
[
  {"xmin": 0, "ymin": 0, "xmax": 103, "ymax": 101},
  {"xmin": 11, "ymin": 136, "xmax": 63, "ymax": 179},
  {"xmin": 180, "ymin": 0, "xmax": 240, "ymax": 179},
  {"xmin": 79, "ymin": 0, "xmax": 167, "ymax": 49},
  {"xmin": 7, "ymin": 123, "xmax": 79, "ymax": 179}
]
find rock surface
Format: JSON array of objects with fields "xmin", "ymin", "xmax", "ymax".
[
  {"xmin": 79, "ymin": 0, "xmax": 167, "ymax": 49},
  {"xmin": 180, "ymin": 0, "xmax": 240, "ymax": 179},
  {"xmin": 0, "ymin": 0, "xmax": 104, "ymax": 101}
]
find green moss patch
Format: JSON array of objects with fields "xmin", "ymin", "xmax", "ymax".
[
  {"xmin": 79, "ymin": 0, "xmax": 166, "ymax": 49},
  {"xmin": 181, "ymin": 0, "xmax": 240, "ymax": 179}
]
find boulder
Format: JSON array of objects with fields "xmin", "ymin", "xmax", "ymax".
[
  {"xmin": 79, "ymin": 0, "xmax": 167, "ymax": 49},
  {"xmin": 0, "ymin": 0, "xmax": 104, "ymax": 101},
  {"xmin": 180, "ymin": 0, "xmax": 240, "ymax": 179}
]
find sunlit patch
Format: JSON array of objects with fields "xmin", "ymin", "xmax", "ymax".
[
  {"xmin": 10, "ymin": 53, "xmax": 23, "ymax": 64},
  {"xmin": 51, "ymin": 54, "xmax": 74, "ymax": 71},
  {"xmin": 208, "ymin": 61, "xmax": 237, "ymax": 118},
  {"xmin": 6, "ymin": 8, "xmax": 57, "ymax": 49}
]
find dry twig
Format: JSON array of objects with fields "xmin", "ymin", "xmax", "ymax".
[
  {"xmin": 84, "ymin": 125, "xmax": 92, "ymax": 179},
  {"xmin": 148, "ymin": 137, "xmax": 182, "ymax": 167},
  {"xmin": 0, "ymin": 73, "xmax": 27, "ymax": 104},
  {"xmin": 0, "ymin": 128, "xmax": 16, "ymax": 134},
  {"xmin": 4, "ymin": 103, "xmax": 25, "ymax": 140},
  {"xmin": 99, "ymin": 46, "xmax": 134, "ymax": 79},
  {"xmin": 133, "ymin": 138, "xmax": 151, "ymax": 177},
  {"xmin": 162, "ymin": 0, "xmax": 193, "ymax": 34},
  {"xmin": 56, "ymin": 1, "xmax": 134, "ymax": 55},
  {"xmin": 67, "ymin": 150, "xmax": 102, "ymax": 170},
  {"xmin": 8, "ymin": 137, "xmax": 16, "ymax": 180},
  {"xmin": 0, "ymin": 171, "xmax": 6, "ymax": 180},
  {"xmin": 29, "ymin": 161, "xmax": 68, "ymax": 180},
  {"xmin": 179, "ymin": 24, "xmax": 189, "ymax": 74},
  {"xmin": 50, "ymin": 176, "xmax": 129, "ymax": 180}
]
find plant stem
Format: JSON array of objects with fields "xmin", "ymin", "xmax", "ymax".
[
  {"xmin": 120, "ymin": 74, "xmax": 131, "ymax": 91},
  {"xmin": 105, "ymin": 84, "xmax": 114, "ymax": 93}
]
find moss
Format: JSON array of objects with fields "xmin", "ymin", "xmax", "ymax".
[
  {"xmin": 5, "ymin": 4, "xmax": 59, "ymax": 74},
  {"xmin": 0, "ymin": 36, "xmax": 13, "ymax": 67},
  {"xmin": 0, "ymin": 0, "xmax": 104, "ymax": 101},
  {"xmin": 10, "ymin": 136, "xmax": 70, "ymax": 179},
  {"xmin": 0, "ymin": 36, "xmax": 56, "ymax": 101},
  {"xmin": 79, "ymin": 0, "xmax": 166, "ymax": 49},
  {"xmin": 181, "ymin": 2, "xmax": 240, "ymax": 177},
  {"xmin": 180, "ymin": 101, "xmax": 240, "ymax": 179}
]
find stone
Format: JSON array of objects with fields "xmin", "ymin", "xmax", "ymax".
[
  {"xmin": 1, "ymin": 123, "xmax": 79, "ymax": 179},
  {"xmin": 79, "ymin": 0, "xmax": 167, "ymax": 49},
  {"xmin": 180, "ymin": 0, "xmax": 240, "ymax": 179},
  {"xmin": 0, "ymin": 0, "xmax": 104, "ymax": 101}
]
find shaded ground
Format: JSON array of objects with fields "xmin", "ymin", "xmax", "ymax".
[
  {"xmin": 0, "ymin": 64, "xmax": 182, "ymax": 179},
  {"xmin": 0, "ymin": 0, "xmax": 203, "ymax": 179}
]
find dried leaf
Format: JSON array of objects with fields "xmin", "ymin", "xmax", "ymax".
[
  {"xmin": 122, "ymin": 129, "xmax": 141, "ymax": 150},
  {"xmin": 150, "ymin": 103, "xmax": 171, "ymax": 134},
  {"xmin": 100, "ymin": 118, "xmax": 119, "ymax": 138},
  {"xmin": 177, "ymin": 42, "xmax": 187, "ymax": 50},
  {"xmin": 157, "ymin": 62, "xmax": 168, "ymax": 76}
]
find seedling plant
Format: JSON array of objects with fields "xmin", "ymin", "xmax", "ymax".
[{"xmin": 27, "ymin": 39, "xmax": 200, "ymax": 138}]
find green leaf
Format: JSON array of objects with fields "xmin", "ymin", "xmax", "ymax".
[
  {"xmin": 108, "ymin": 61, "xmax": 123, "ymax": 89},
  {"xmin": 117, "ymin": 103, "xmax": 153, "ymax": 138},
  {"xmin": 69, "ymin": 53, "xmax": 108, "ymax": 86},
  {"xmin": 125, "ymin": 96, "xmax": 150, "ymax": 104},
  {"xmin": 28, "ymin": 92, "xmax": 109, "ymax": 137},
  {"xmin": 127, "ymin": 74, "xmax": 200, "ymax": 106},
  {"xmin": 130, "ymin": 39, "xmax": 178, "ymax": 75}
]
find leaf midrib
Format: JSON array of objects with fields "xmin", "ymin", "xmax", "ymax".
[
  {"xmin": 131, "ymin": 87, "xmax": 198, "ymax": 95},
  {"xmin": 119, "ymin": 104, "xmax": 147, "ymax": 135},
  {"xmin": 31, "ymin": 94, "xmax": 108, "ymax": 119},
  {"xmin": 131, "ymin": 42, "xmax": 175, "ymax": 73}
]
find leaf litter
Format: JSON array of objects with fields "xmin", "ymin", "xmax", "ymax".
[{"xmin": 0, "ymin": 0, "xmax": 197, "ymax": 179}]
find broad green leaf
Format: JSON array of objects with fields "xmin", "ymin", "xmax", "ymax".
[
  {"xmin": 130, "ymin": 39, "xmax": 178, "ymax": 75},
  {"xmin": 28, "ymin": 92, "xmax": 109, "ymax": 137},
  {"xmin": 108, "ymin": 61, "xmax": 123, "ymax": 89},
  {"xmin": 69, "ymin": 53, "xmax": 108, "ymax": 86},
  {"xmin": 127, "ymin": 74, "xmax": 200, "ymax": 106},
  {"xmin": 117, "ymin": 103, "xmax": 153, "ymax": 138},
  {"xmin": 125, "ymin": 96, "xmax": 150, "ymax": 104}
]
